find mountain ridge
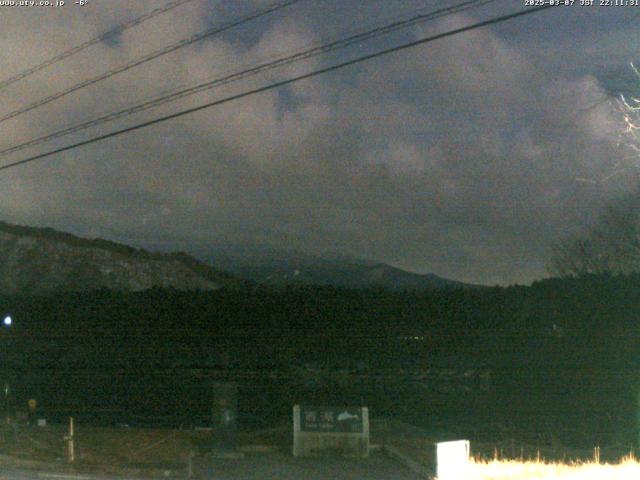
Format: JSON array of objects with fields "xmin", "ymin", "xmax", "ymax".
[
  {"xmin": 200, "ymin": 245, "xmax": 472, "ymax": 290},
  {"xmin": 0, "ymin": 221, "xmax": 471, "ymax": 294},
  {"xmin": 0, "ymin": 221, "xmax": 239, "ymax": 295}
]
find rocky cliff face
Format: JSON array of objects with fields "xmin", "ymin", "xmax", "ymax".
[{"xmin": 0, "ymin": 222, "xmax": 234, "ymax": 295}]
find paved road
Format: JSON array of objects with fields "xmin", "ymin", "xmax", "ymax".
[
  {"xmin": 0, "ymin": 471, "xmax": 141, "ymax": 480},
  {"xmin": 0, "ymin": 451, "xmax": 421, "ymax": 480},
  {"xmin": 195, "ymin": 451, "xmax": 421, "ymax": 480}
]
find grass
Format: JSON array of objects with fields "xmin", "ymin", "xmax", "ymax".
[
  {"xmin": 0, "ymin": 422, "xmax": 291, "ymax": 467},
  {"xmin": 458, "ymin": 456, "xmax": 640, "ymax": 479}
]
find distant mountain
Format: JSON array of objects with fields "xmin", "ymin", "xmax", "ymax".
[
  {"xmin": 234, "ymin": 262, "xmax": 471, "ymax": 290},
  {"xmin": 0, "ymin": 221, "xmax": 239, "ymax": 295},
  {"xmin": 201, "ymin": 245, "xmax": 471, "ymax": 290}
]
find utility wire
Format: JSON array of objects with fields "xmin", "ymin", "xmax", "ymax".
[
  {"xmin": 0, "ymin": 0, "xmax": 303, "ymax": 126},
  {"xmin": 0, "ymin": 0, "xmax": 199, "ymax": 92},
  {"xmin": 0, "ymin": 0, "xmax": 498, "ymax": 159},
  {"xmin": 0, "ymin": 4, "xmax": 554, "ymax": 173}
]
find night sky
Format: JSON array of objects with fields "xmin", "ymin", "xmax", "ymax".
[{"xmin": 0, "ymin": 0, "xmax": 638, "ymax": 285}]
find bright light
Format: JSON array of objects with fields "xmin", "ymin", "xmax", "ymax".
[
  {"xmin": 471, "ymin": 457, "xmax": 640, "ymax": 479},
  {"xmin": 437, "ymin": 440, "xmax": 470, "ymax": 480},
  {"xmin": 3, "ymin": 316, "xmax": 11, "ymax": 326}
]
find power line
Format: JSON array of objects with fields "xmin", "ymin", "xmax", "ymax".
[
  {"xmin": 0, "ymin": 0, "xmax": 498, "ymax": 159},
  {"xmin": 0, "ymin": 0, "xmax": 303, "ymax": 126},
  {"xmin": 0, "ymin": 0, "xmax": 199, "ymax": 92},
  {"xmin": 0, "ymin": 4, "xmax": 554, "ymax": 173}
]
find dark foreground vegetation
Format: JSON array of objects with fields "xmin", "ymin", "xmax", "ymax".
[{"xmin": 0, "ymin": 273, "xmax": 638, "ymax": 447}]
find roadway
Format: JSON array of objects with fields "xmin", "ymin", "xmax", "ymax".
[{"xmin": 0, "ymin": 451, "xmax": 422, "ymax": 480}]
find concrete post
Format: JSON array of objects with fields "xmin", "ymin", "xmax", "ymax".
[
  {"xmin": 292, "ymin": 405, "xmax": 301, "ymax": 457},
  {"xmin": 67, "ymin": 417, "xmax": 75, "ymax": 463},
  {"xmin": 361, "ymin": 407, "xmax": 370, "ymax": 458}
]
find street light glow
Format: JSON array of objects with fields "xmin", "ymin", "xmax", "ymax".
[{"xmin": 3, "ymin": 316, "xmax": 11, "ymax": 326}]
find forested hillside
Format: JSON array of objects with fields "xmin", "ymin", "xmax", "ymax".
[{"xmin": 0, "ymin": 274, "xmax": 637, "ymax": 443}]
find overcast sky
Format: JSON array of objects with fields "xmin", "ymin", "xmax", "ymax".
[{"xmin": 0, "ymin": 0, "xmax": 638, "ymax": 285}]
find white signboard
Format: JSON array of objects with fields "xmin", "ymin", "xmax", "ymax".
[
  {"xmin": 293, "ymin": 405, "xmax": 369, "ymax": 457},
  {"xmin": 437, "ymin": 440, "xmax": 470, "ymax": 480}
]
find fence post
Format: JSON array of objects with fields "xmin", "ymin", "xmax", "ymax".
[
  {"xmin": 66, "ymin": 417, "xmax": 75, "ymax": 463},
  {"xmin": 292, "ymin": 405, "xmax": 301, "ymax": 457},
  {"xmin": 187, "ymin": 450, "xmax": 194, "ymax": 478}
]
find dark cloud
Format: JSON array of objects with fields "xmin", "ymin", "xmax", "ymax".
[{"xmin": 0, "ymin": 1, "xmax": 635, "ymax": 285}]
